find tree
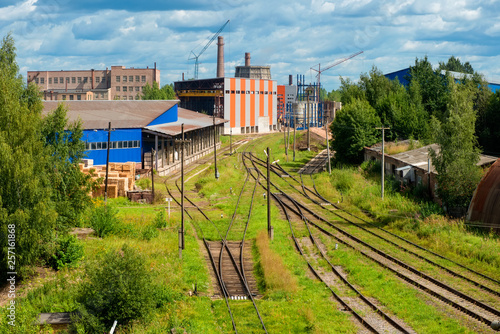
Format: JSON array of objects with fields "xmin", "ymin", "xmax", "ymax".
[
  {"xmin": 41, "ymin": 104, "xmax": 97, "ymax": 228},
  {"xmin": 0, "ymin": 34, "xmax": 57, "ymax": 277},
  {"xmin": 331, "ymin": 99, "xmax": 381, "ymax": 164},
  {"xmin": 141, "ymin": 81, "xmax": 176, "ymax": 100},
  {"xmin": 429, "ymin": 79, "xmax": 482, "ymax": 214},
  {"xmin": 477, "ymin": 90, "xmax": 500, "ymax": 153},
  {"xmin": 338, "ymin": 77, "xmax": 365, "ymax": 104},
  {"xmin": 74, "ymin": 245, "xmax": 156, "ymax": 332},
  {"xmin": 438, "ymin": 55, "xmax": 474, "ymax": 74},
  {"xmin": 407, "ymin": 56, "xmax": 450, "ymax": 121}
]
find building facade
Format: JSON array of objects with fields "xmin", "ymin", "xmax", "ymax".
[
  {"xmin": 28, "ymin": 64, "xmax": 160, "ymax": 101},
  {"xmin": 175, "ymin": 77, "xmax": 278, "ymax": 135}
]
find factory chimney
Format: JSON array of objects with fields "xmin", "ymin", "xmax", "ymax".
[
  {"xmin": 245, "ymin": 52, "xmax": 251, "ymax": 66},
  {"xmin": 289, "ymin": 75, "xmax": 293, "ymax": 86},
  {"xmin": 217, "ymin": 36, "xmax": 225, "ymax": 78}
]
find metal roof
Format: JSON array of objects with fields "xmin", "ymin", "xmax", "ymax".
[
  {"xmin": 145, "ymin": 108, "xmax": 228, "ymax": 136},
  {"xmin": 42, "ymin": 100, "xmax": 228, "ymax": 137},
  {"xmin": 369, "ymin": 143, "xmax": 497, "ymax": 173},
  {"xmin": 43, "ymin": 100, "xmax": 179, "ymax": 129},
  {"xmin": 467, "ymin": 158, "xmax": 500, "ymax": 227}
]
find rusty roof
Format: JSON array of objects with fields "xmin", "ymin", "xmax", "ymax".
[
  {"xmin": 467, "ymin": 158, "xmax": 500, "ymax": 227},
  {"xmin": 145, "ymin": 108, "xmax": 228, "ymax": 136},
  {"xmin": 42, "ymin": 100, "xmax": 179, "ymax": 129},
  {"xmin": 367, "ymin": 143, "xmax": 497, "ymax": 173}
]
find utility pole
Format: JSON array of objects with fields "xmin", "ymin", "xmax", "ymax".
[
  {"xmin": 104, "ymin": 122, "xmax": 111, "ymax": 203},
  {"xmin": 325, "ymin": 116, "xmax": 331, "ymax": 174},
  {"xmin": 213, "ymin": 114, "xmax": 219, "ymax": 179},
  {"xmin": 293, "ymin": 108, "xmax": 296, "ymax": 162},
  {"xmin": 230, "ymin": 127, "xmax": 232, "ymax": 155},
  {"xmin": 287, "ymin": 107, "xmax": 290, "ymax": 162},
  {"xmin": 181, "ymin": 124, "xmax": 185, "ymax": 251},
  {"xmin": 267, "ymin": 147, "xmax": 272, "ymax": 239},
  {"xmin": 151, "ymin": 149, "xmax": 155, "ymax": 201},
  {"xmin": 307, "ymin": 89, "xmax": 311, "ymax": 151},
  {"xmin": 376, "ymin": 127, "xmax": 390, "ymax": 199}
]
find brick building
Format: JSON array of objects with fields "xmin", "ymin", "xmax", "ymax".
[{"xmin": 27, "ymin": 64, "xmax": 160, "ymax": 101}]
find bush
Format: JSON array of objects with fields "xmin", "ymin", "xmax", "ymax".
[
  {"xmin": 89, "ymin": 204, "xmax": 120, "ymax": 237},
  {"xmin": 73, "ymin": 244, "xmax": 156, "ymax": 332},
  {"xmin": 50, "ymin": 234, "xmax": 84, "ymax": 270},
  {"xmin": 152, "ymin": 210, "xmax": 167, "ymax": 228},
  {"xmin": 136, "ymin": 177, "xmax": 152, "ymax": 190},
  {"xmin": 142, "ymin": 224, "xmax": 159, "ymax": 241}
]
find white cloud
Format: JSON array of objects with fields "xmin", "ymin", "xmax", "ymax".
[{"xmin": 0, "ymin": 0, "xmax": 37, "ymax": 21}]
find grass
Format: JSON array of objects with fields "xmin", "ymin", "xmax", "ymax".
[
  {"xmin": 1, "ymin": 131, "xmax": 499, "ymax": 333},
  {"xmin": 254, "ymin": 230, "xmax": 298, "ymax": 294}
]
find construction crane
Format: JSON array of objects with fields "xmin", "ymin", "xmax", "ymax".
[
  {"xmin": 189, "ymin": 20, "xmax": 230, "ymax": 79},
  {"xmin": 310, "ymin": 50, "xmax": 363, "ymax": 101}
]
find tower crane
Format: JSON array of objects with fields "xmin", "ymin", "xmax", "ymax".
[
  {"xmin": 189, "ymin": 20, "xmax": 230, "ymax": 79},
  {"xmin": 310, "ymin": 50, "xmax": 363, "ymax": 101}
]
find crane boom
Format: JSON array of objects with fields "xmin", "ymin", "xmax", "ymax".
[
  {"xmin": 310, "ymin": 50, "xmax": 363, "ymax": 102},
  {"xmin": 189, "ymin": 20, "xmax": 230, "ymax": 79}
]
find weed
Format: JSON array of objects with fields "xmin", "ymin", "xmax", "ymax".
[
  {"xmin": 142, "ymin": 224, "xmax": 159, "ymax": 241},
  {"xmin": 255, "ymin": 231, "xmax": 298, "ymax": 294},
  {"xmin": 51, "ymin": 234, "xmax": 84, "ymax": 270},
  {"xmin": 89, "ymin": 203, "xmax": 120, "ymax": 237}
]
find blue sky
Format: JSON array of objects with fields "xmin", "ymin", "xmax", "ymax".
[{"xmin": 1, "ymin": 0, "xmax": 500, "ymax": 90}]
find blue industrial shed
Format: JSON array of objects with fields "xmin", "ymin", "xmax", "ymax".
[
  {"xmin": 384, "ymin": 68, "xmax": 500, "ymax": 93},
  {"xmin": 42, "ymin": 100, "xmax": 227, "ymax": 171}
]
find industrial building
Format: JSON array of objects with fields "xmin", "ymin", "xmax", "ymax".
[
  {"xmin": 42, "ymin": 100, "xmax": 226, "ymax": 176},
  {"xmin": 28, "ymin": 64, "xmax": 160, "ymax": 101},
  {"xmin": 385, "ymin": 68, "xmax": 500, "ymax": 93},
  {"xmin": 175, "ymin": 37, "xmax": 278, "ymax": 135}
]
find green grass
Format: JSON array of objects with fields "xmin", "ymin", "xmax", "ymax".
[{"xmin": 1, "ymin": 131, "xmax": 498, "ymax": 333}]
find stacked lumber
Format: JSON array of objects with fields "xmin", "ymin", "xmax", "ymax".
[{"xmin": 79, "ymin": 161, "xmax": 136, "ymax": 198}]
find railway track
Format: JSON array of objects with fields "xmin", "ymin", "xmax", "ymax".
[
  {"xmin": 244, "ymin": 152, "xmax": 414, "ymax": 333},
  {"xmin": 246, "ymin": 152, "xmax": 500, "ymax": 332},
  {"xmin": 163, "ymin": 143, "xmax": 269, "ymax": 333}
]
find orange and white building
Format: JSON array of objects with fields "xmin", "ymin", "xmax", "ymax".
[{"xmin": 175, "ymin": 77, "xmax": 277, "ymax": 135}]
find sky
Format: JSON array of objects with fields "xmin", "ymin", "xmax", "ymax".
[{"xmin": 1, "ymin": 0, "xmax": 500, "ymax": 91}]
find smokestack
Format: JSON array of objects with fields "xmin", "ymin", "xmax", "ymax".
[
  {"xmin": 245, "ymin": 52, "xmax": 251, "ymax": 66},
  {"xmin": 289, "ymin": 75, "xmax": 293, "ymax": 86},
  {"xmin": 182, "ymin": 73, "xmax": 185, "ymax": 81},
  {"xmin": 217, "ymin": 36, "xmax": 225, "ymax": 78}
]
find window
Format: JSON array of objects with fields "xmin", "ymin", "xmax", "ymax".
[
  {"xmin": 77, "ymin": 94, "xmax": 81, "ymax": 100},
  {"xmin": 128, "ymin": 141, "xmax": 133, "ymax": 148},
  {"xmin": 49, "ymin": 78, "xmax": 52, "ymax": 84},
  {"xmin": 116, "ymin": 76, "xmax": 120, "ymax": 82},
  {"xmin": 37, "ymin": 78, "xmax": 41, "ymax": 84},
  {"xmin": 69, "ymin": 95, "xmax": 74, "ymax": 100},
  {"xmin": 260, "ymin": 91, "xmax": 264, "ymax": 94},
  {"xmin": 129, "ymin": 86, "xmax": 133, "ymax": 92},
  {"xmin": 102, "ymin": 77, "xmax": 106, "ymax": 84},
  {"xmin": 117, "ymin": 141, "xmax": 123, "ymax": 149},
  {"xmin": 101, "ymin": 93, "xmax": 104, "ymax": 98},
  {"xmin": 129, "ymin": 76, "xmax": 133, "ymax": 82},
  {"xmin": 83, "ymin": 77, "xmax": 88, "ymax": 83},
  {"xmin": 225, "ymin": 90, "xmax": 230, "ymax": 94},
  {"xmin": 62, "ymin": 95, "xmax": 66, "ymax": 100},
  {"xmin": 236, "ymin": 90, "xmax": 240, "ymax": 94},
  {"xmin": 135, "ymin": 86, "xmax": 140, "ymax": 92},
  {"xmin": 135, "ymin": 75, "xmax": 139, "ymax": 82},
  {"xmin": 123, "ymin": 86, "xmax": 127, "ymax": 92},
  {"xmin": 129, "ymin": 96, "xmax": 133, "ymax": 100},
  {"xmin": 96, "ymin": 142, "xmax": 102, "ymax": 150},
  {"xmin": 116, "ymin": 86, "xmax": 120, "ymax": 91},
  {"xmin": 96, "ymin": 77, "xmax": 100, "ymax": 83},
  {"xmin": 41, "ymin": 78, "xmax": 45, "ymax": 84},
  {"xmin": 135, "ymin": 95, "xmax": 139, "ymax": 100},
  {"xmin": 141, "ymin": 75, "xmax": 146, "ymax": 82},
  {"xmin": 122, "ymin": 96, "xmax": 127, "ymax": 100},
  {"xmin": 78, "ymin": 77, "xmax": 82, "ymax": 83},
  {"xmin": 60, "ymin": 77, "xmax": 63, "ymax": 83},
  {"xmin": 123, "ymin": 76, "xmax": 127, "ymax": 82},
  {"xmin": 72, "ymin": 77, "xmax": 76, "ymax": 84},
  {"xmin": 54, "ymin": 77, "xmax": 58, "ymax": 84},
  {"xmin": 123, "ymin": 141, "xmax": 128, "ymax": 148},
  {"xmin": 91, "ymin": 143, "xmax": 96, "ymax": 150},
  {"xmin": 115, "ymin": 95, "xmax": 120, "ymax": 100}
]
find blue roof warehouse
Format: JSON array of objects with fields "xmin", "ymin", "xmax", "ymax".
[{"xmin": 42, "ymin": 100, "xmax": 227, "ymax": 176}]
